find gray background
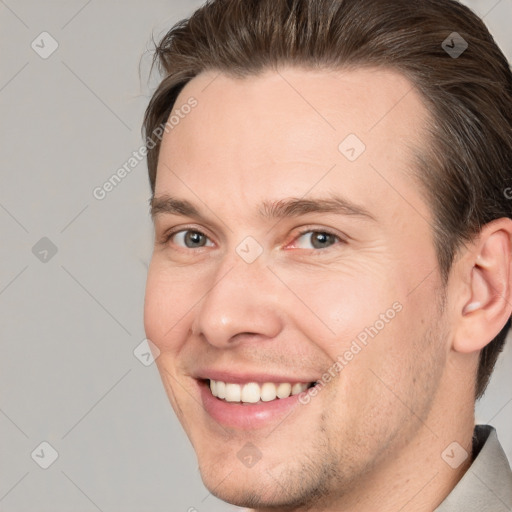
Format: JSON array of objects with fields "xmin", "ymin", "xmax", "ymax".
[{"xmin": 0, "ymin": 1, "xmax": 511, "ymax": 511}]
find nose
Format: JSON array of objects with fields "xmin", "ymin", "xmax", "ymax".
[{"xmin": 191, "ymin": 256, "xmax": 284, "ymax": 348}]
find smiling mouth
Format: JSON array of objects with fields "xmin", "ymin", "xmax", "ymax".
[{"xmin": 206, "ymin": 379, "xmax": 317, "ymax": 404}]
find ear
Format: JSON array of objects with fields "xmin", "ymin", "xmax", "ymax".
[{"xmin": 452, "ymin": 218, "xmax": 512, "ymax": 354}]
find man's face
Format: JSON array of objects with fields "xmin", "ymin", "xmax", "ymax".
[{"xmin": 144, "ymin": 67, "xmax": 450, "ymax": 508}]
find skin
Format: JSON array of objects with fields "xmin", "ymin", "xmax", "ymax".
[{"xmin": 144, "ymin": 67, "xmax": 512, "ymax": 511}]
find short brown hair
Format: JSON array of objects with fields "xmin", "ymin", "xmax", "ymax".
[{"xmin": 143, "ymin": 0, "xmax": 512, "ymax": 398}]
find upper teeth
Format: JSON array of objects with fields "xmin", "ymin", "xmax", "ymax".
[{"xmin": 209, "ymin": 380, "xmax": 310, "ymax": 403}]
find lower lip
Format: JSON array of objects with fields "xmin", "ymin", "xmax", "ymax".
[{"xmin": 198, "ymin": 380, "xmax": 308, "ymax": 430}]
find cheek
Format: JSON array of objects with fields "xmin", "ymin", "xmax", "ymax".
[
  {"xmin": 143, "ymin": 261, "xmax": 202, "ymax": 351},
  {"xmin": 281, "ymin": 266, "xmax": 401, "ymax": 355}
]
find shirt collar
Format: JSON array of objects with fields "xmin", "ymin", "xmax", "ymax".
[{"xmin": 435, "ymin": 425, "xmax": 512, "ymax": 511}]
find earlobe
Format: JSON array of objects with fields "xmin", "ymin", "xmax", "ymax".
[{"xmin": 453, "ymin": 219, "xmax": 512, "ymax": 354}]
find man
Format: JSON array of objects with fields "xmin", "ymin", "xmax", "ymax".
[{"xmin": 142, "ymin": 0, "xmax": 512, "ymax": 510}]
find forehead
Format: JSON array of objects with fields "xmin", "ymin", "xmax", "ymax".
[{"xmin": 155, "ymin": 67, "xmax": 431, "ymax": 222}]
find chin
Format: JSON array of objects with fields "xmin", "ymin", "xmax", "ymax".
[{"xmin": 195, "ymin": 442, "xmax": 340, "ymax": 512}]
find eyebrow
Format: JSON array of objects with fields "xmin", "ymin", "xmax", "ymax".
[{"xmin": 150, "ymin": 194, "xmax": 376, "ymax": 222}]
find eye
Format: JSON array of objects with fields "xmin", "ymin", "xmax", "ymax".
[
  {"xmin": 171, "ymin": 230, "xmax": 214, "ymax": 249},
  {"xmin": 293, "ymin": 231, "xmax": 341, "ymax": 250}
]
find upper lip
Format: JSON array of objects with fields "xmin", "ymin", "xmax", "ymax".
[{"xmin": 194, "ymin": 369, "xmax": 318, "ymax": 385}]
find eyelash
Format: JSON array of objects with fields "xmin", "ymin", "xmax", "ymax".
[{"xmin": 160, "ymin": 226, "xmax": 345, "ymax": 253}]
